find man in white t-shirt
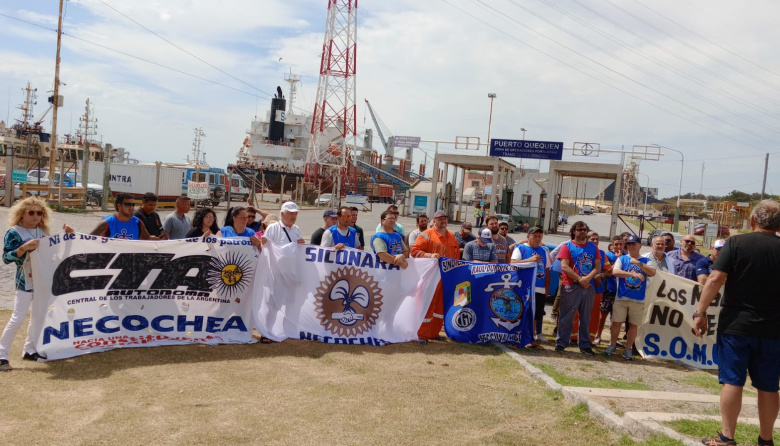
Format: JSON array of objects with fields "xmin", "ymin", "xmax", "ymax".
[{"xmin": 264, "ymin": 201, "xmax": 305, "ymax": 245}]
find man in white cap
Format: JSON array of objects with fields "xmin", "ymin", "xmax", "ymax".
[
  {"xmin": 264, "ymin": 201, "xmax": 305, "ymax": 245},
  {"xmin": 462, "ymin": 228, "xmax": 498, "ymax": 263},
  {"xmin": 696, "ymin": 239, "xmax": 725, "ymax": 285}
]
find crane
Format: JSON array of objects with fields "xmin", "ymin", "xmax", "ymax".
[{"xmin": 364, "ymin": 99, "xmax": 394, "ymax": 159}]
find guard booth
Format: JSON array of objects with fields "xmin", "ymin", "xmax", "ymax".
[
  {"xmin": 426, "ymin": 153, "xmax": 517, "ymax": 222},
  {"xmin": 545, "ymin": 160, "xmax": 623, "ymax": 239}
]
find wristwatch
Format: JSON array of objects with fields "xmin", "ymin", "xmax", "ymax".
[{"xmin": 692, "ymin": 311, "xmax": 707, "ymax": 318}]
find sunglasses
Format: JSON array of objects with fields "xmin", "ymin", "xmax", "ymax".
[
  {"xmin": 27, "ymin": 210, "xmax": 44, "ymax": 216},
  {"xmin": 574, "ymin": 228, "xmax": 589, "ymax": 232},
  {"xmin": 247, "ymin": 214, "xmax": 256, "ymax": 219},
  {"xmin": 665, "ymin": 239, "xmax": 674, "ymax": 243},
  {"xmin": 683, "ymin": 240, "xmax": 696, "ymax": 244},
  {"xmin": 120, "ymin": 202, "xmax": 135, "ymax": 208},
  {"xmin": 391, "ymin": 212, "xmax": 399, "ymax": 215}
]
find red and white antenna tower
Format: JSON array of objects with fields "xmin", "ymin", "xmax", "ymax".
[{"xmin": 305, "ymin": 0, "xmax": 358, "ymax": 195}]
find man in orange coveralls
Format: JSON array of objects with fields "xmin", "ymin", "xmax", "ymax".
[{"xmin": 411, "ymin": 210, "xmax": 460, "ymax": 344}]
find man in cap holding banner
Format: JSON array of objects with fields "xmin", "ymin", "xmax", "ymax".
[
  {"xmin": 605, "ymin": 235, "xmax": 655, "ymax": 361},
  {"xmin": 694, "ymin": 200, "xmax": 780, "ymax": 446},
  {"xmin": 412, "ymin": 210, "xmax": 459, "ymax": 343}
]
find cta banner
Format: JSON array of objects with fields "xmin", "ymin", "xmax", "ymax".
[
  {"xmin": 254, "ymin": 244, "xmax": 440, "ymax": 345},
  {"xmin": 637, "ymin": 270, "xmax": 724, "ymax": 369},
  {"xmin": 440, "ymin": 260, "xmax": 535, "ymax": 345},
  {"xmin": 30, "ymin": 233, "xmax": 258, "ymax": 360}
]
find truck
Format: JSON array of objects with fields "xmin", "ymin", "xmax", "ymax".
[
  {"xmin": 88, "ymin": 161, "xmax": 225, "ymax": 208},
  {"xmin": 365, "ymin": 183, "xmax": 394, "ymax": 203},
  {"xmin": 227, "ymin": 174, "xmax": 251, "ymax": 202}
]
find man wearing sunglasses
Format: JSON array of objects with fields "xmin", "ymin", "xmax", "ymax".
[
  {"xmin": 666, "ymin": 234, "xmax": 704, "ymax": 281},
  {"xmin": 91, "ymin": 192, "xmax": 152, "ymax": 240},
  {"xmin": 374, "ymin": 204, "xmax": 405, "ymax": 237}
]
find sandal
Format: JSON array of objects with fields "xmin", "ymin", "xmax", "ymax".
[
  {"xmin": 260, "ymin": 337, "xmax": 274, "ymax": 344},
  {"xmin": 525, "ymin": 342, "xmax": 544, "ymax": 350},
  {"xmin": 701, "ymin": 433, "xmax": 736, "ymax": 446}
]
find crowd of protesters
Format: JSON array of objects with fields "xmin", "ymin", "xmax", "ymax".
[{"xmin": 1, "ymin": 192, "xmax": 775, "ymax": 389}]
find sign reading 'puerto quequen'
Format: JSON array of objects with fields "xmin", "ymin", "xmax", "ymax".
[{"xmin": 489, "ymin": 139, "xmax": 564, "ymax": 160}]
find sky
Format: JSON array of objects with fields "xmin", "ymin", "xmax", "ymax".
[{"xmin": 1, "ymin": 0, "xmax": 779, "ymax": 199}]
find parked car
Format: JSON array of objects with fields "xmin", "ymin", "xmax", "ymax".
[
  {"xmin": 315, "ymin": 193, "xmax": 334, "ymax": 206},
  {"xmin": 693, "ymin": 223, "xmax": 730, "ymax": 237},
  {"xmin": 646, "ymin": 229, "xmax": 667, "ymax": 246},
  {"xmin": 495, "ymin": 213, "xmax": 519, "ymax": 232},
  {"xmin": 582, "ymin": 205, "xmax": 594, "ymax": 215},
  {"xmin": 0, "ymin": 175, "xmax": 22, "ymax": 200}
]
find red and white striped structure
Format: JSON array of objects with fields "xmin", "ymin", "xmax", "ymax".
[{"xmin": 306, "ymin": 0, "xmax": 358, "ymax": 192}]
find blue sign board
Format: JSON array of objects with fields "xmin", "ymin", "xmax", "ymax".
[
  {"xmin": 489, "ymin": 139, "xmax": 563, "ymax": 160},
  {"xmin": 12, "ymin": 169, "xmax": 27, "ymax": 183}
]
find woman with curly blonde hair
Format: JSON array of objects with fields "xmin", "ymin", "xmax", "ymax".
[{"xmin": 0, "ymin": 197, "xmax": 72, "ymax": 371}]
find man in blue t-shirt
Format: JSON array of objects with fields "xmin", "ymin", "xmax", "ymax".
[
  {"xmin": 696, "ymin": 238, "xmax": 725, "ymax": 285},
  {"xmin": 91, "ymin": 193, "xmax": 151, "ymax": 240},
  {"xmin": 321, "ymin": 207, "xmax": 361, "ymax": 250},
  {"xmin": 605, "ymin": 235, "xmax": 656, "ymax": 360},
  {"xmin": 511, "ymin": 226, "xmax": 551, "ymax": 343}
]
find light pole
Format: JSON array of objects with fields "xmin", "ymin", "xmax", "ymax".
[
  {"xmin": 487, "ymin": 93, "xmax": 496, "ymax": 156},
  {"xmin": 636, "ymin": 172, "xmax": 650, "ymax": 217},
  {"xmin": 521, "ymin": 128, "xmax": 526, "ymax": 140},
  {"xmin": 652, "ymin": 144, "xmax": 684, "ymax": 232}
]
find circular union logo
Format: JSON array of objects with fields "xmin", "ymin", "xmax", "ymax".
[
  {"xmin": 314, "ymin": 267, "xmax": 383, "ymax": 337},
  {"xmin": 451, "ymin": 308, "xmax": 477, "ymax": 332},
  {"xmin": 489, "ymin": 288, "xmax": 523, "ymax": 323}
]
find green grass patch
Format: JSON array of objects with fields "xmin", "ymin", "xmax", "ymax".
[
  {"xmin": 681, "ymin": 372, "xmax": 721, "ymax": 395},
  {"xmin": 665, "ymin": 419, "xmax": 780, "ymax": 445},
  {"xmin": 531, "ymin": 362, "xmax": 651, "ymax": 390}
]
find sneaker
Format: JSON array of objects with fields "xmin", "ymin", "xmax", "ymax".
[
  {"xmin": 616, "ymin": 340, "xmax": 626, "ymax": 348},
  {"xmin": 417, "ymin": 339, "xmax": 428, "ymax": 345},
  {"xmin": 536, "ymin": 334, "xmax": 548, "ymax": 343},
  {"xmin": 622, "ymin": 349, "xmax": 634, "ymax": 361},
  {"xmin": 593, "ymin": 336, "xmax": 601, "ymax": 345},
  {"xmin": 0, "ymin": 359, "xmax": 10, "ymax": 371},
  {"xmin": 605, "ymin": 345, "xmax": 617, "ymax": 356},
  {"xmin": 22, "ymin": 352, "xmax": 41, "ymax": 362},
  {"xmin": 700, "ymin": 433, "xmax": 736, "ymax": 445},
  {"xmin": 555, "ymin": 346, "xmax": 565, "ymax": 353},
  {"xmin": 580, "ymin": 347, "xmax": 595, "ymax": 356}
]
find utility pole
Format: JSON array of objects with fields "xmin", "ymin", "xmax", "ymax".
[
  {"xmin": 761, "ymin": 153, "xmax": 769, "ymax": 200},
  {"xmin": 80, "ymin": 99, "xmax": 96, "ymax": 208},
  {"xmin": 699, "ymin": 162, "xmax": 704, "ymax": 197},
  {"xmin": 49, "ymin": 0, "xmax": 65, "ymax": 203}
]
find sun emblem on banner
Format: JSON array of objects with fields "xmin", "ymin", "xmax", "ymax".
[
  {"xmin": 205, "ymin": 252, "xmax": 254, "ymax": 298},
  {"xmin": 314, "ymin": 267, "xmax": 383, "ymax": 337}
]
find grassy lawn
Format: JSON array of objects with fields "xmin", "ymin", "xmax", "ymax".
[
  {"xmin": 665, "ymin": 419, "xmax": 780, "ymax": 445},
  {"xmin": 531, "ymin": 362, "xmax": 651, "ymax": 390},
  {"xmin": 0, "ymin": 312, "xmax": 676, "ymax": 445}
]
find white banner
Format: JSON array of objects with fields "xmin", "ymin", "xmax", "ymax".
[
  {"xmin": 187, "ymin": 181, "xmax": 209, "ymax": 199},
  {"xmin": 30, "ymin": 233, "xmax": 258, "ymax": 360},
  {"xmin": 254, "ymin": 244, "xmax": 440, "ymax": 345},
  {"xmin": 637, "ymin": 270, "xmax": 724, "ymax": 369}
]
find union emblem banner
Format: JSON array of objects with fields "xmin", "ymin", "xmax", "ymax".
[
  {"xmin": 29, "ymin": 233, "xmax": 258, "ymax": 360},
  {"xmin": 440, "ymin": 260, "xmax": 536, "ymax": 345},
  {"xmin": 253, "ymin": 243, "xmax": 440, "ymax": 345},
  {"xmin": 636, "ymin": 270, "xmax": 724, "ymax": 369}
]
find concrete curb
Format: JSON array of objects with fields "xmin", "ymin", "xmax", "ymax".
[{"xmin": 494, "ymin": 343, "xmax": 701, "ymax": 446}]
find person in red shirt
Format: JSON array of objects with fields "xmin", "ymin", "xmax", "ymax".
[{"xmin": 412, "ymin": 210, "xmax": 460, "ymax": 344}]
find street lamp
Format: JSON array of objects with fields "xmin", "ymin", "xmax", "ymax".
[
  {"xmin": 487, "ymin": 93, "xmax": 497, "ymax": 157},
  {"xmin": 652, "ymin": 144, "xmax": 684, "ymax": 232},
  {"xmin": 521, "ymin": 128, "xmax": 526, "ymax": 140}
]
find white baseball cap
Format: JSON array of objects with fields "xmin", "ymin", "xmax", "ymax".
[
  {"xmin": 280, "ymin": 202, "xmax": 299, "ymax": 213},
  {"xmin": 713, "ymin": 239, "xmax": 726, "ymax": 249}
]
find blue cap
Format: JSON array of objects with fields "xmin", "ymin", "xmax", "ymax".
[
  {"xmin": 323, "ymin": 209, "xmax": 338, "ymax": 218},
  {"xmin": 625, "ymin": 235, "xmax": 641, "ymax": 244}
]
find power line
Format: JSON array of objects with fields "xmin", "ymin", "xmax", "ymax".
[
  {"xmin": 504, "ymin": 0, "xmax": 780, "ymax": 141},
  {"xmin": 95, "ymin": 0, "xmax": 270, "ymax": 98},
  {"xmin": 534, "ymin": 0, "xmax": 780, "ymax": 122},
  {"xmin": 599, "ymin": 0, "xmax": 780, "ymax": 97},
  {"xmin": 632, "ymin": 0, "xmax": 780, "ymax": 82},
  {"xmin": 469, "ymin": 0, "xmax": 770, "ymax": 152}
]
